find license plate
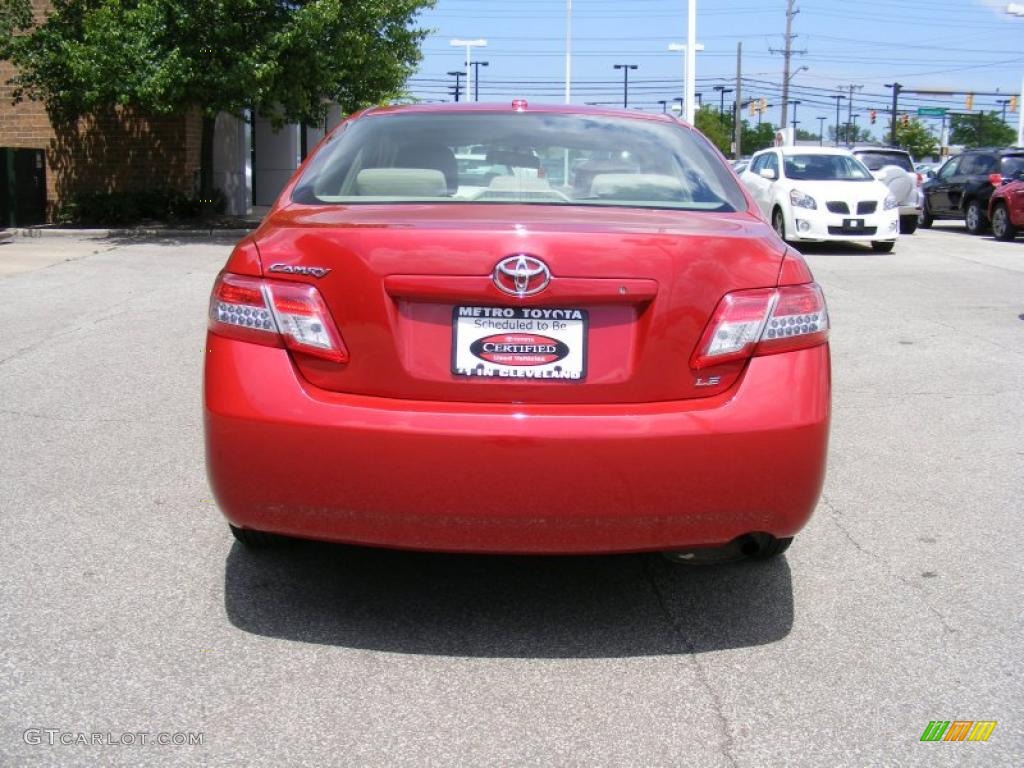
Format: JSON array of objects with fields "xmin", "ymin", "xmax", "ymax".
[
  {"xmin": 452, "ymin": 306, "xmax": 587, "ymax": 380},
  {"xmin": 843, "ymin": 218, "xmax": 865, "ymax": 229}
]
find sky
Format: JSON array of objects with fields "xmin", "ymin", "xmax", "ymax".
[{"xmin": 407, "ymin": 0, "xmax": 1024, "ymax": 141}]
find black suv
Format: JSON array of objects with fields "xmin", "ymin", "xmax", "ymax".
[{"xmin": 920, "ymin": 148, "xmax": 1024, "ymax": 234}]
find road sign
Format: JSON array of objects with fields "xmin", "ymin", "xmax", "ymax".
[{"xmin": 917, "ymin": 107, "xmax": 947, "ymax": 117}]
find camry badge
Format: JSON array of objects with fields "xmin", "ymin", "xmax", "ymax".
[
  {"xmin": 269, "ymin": 263, "xmax": 332, "ymax": 279},
  {"xmin": 493, "ymin": 255, "xmax": 551, "ymax": 297}
]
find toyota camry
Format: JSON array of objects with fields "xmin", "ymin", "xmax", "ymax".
[{"xmin": 204, "ymin": 102, "xmax": 831, "ymax": 561}]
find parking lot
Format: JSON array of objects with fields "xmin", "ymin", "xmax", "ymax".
[{"xmin": 1, "ymin": 225, "xmax": 1022, "ymax": 766}]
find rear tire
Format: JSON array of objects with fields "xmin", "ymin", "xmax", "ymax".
[
  {"xmin": 964, "ymin": 199, "xmax": 988, "ymax": 235},
  {"xmin": 918, "ymin": 203, "xmax": 933, "ymax": 229},
  {"xmin": 229, "ymin": 524, "xmax": 294, "ymax": 548},
  {"xmin": 900, "ymin": 215, "xmax": 918, "ymax": 235},
  {"xmin": 871, "ymin": 241, "xmax": 895, "ymax": 253},
  {"xmin": 749, "ymin": 536, "xmax": 793, "ymax": 560},
  {"xmin": 991, "ymin": 203, "xmax": 1018, "ymax": 241},
  {"xmin": 772, "ymin": 207, "xmax": 786, "ymax": 241}
]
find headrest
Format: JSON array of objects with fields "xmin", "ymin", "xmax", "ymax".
[
  {"xmin": 355, "ymin": 168, "xmax": 448, "ymax": 197},
  {"xmin": 589, "ymin": 173, "xmax": 687, "ymax": 201}
]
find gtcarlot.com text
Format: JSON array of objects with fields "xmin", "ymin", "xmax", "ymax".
[{"xmin": 23, "ymin": 729, "xmax": 204, "ymax": 747}]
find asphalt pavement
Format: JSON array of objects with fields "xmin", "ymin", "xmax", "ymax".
[{"xmin": 1, "ymin": 224, "xmax": 1022, "ymax": 767}]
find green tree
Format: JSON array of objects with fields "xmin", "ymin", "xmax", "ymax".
[
  {"xmin": 892, "ymin": 118, "xmax": 938, "ymax": 160},
  {"xmin": 694, "ymin": 105, "xmax": 731, "ymax": 155},
  {"xmin": 3, "ymin": 0, "xmax": 434, "ymax": 206},
  {"xmin": 827, "ymin": 124, "xmax": 874, "ymax": 146},
  {"xmin": 949, "ymin": 112, "xmax": 1016, "ymax": 149},
  {"xmin": 795, "ymin": 128, "xmax": 819, "ymax": 143},
  {"xmin": 741, "ymin": 121, "xmax": 777, "ymax": 155},
  {"xmin": 0, "ymin": 0, "xmax": 32, "ymax": 57}
]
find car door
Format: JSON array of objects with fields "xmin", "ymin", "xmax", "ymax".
[
  {"xmin": 742, "ymin": 152, "xmax": 772, "ymax": 216},
  {"xmin": 757, "ymin": 152, "xmax": 782, "ymax": 216},
  {"xmin": 927, "ymin": 156, "xmax": 961, "ymax": 214},
  {"xmin": 949, "ymin": 154, "xmax": 988, "ymax": 212}
]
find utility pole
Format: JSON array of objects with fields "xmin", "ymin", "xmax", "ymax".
[
  {"xmin": 614, "ymin": 64, "xmax": 638, "ymax": 109},
  {"xmin": 997, "ymin": 98, "xmax": 1011, "ymax": 123},
  {"xmin": 845, "ymin": 84, "xmax": 863, "ymax": 146},
  {"xmin": 467, "ymin": 61, "xmax": 489, "ymax": 102},
  {"xmin": 770, "ymin": 0, "xmax": 806, "ymax": 131},
  {"xmin": 734, "ymin": 42, "xmax": 743, "ymax": 159},
  {"xmin": 817, "ymin": 116, "xmax": 826, "ymax": 146},
  {"xmin": 885, "ymin": 82, "xmax": 902, "ymax": 146},
  {"xmin": 447, "ymin": 71, "xmax": 464, "ymax": 102},
  {"xmin": 831, "ymin": 94, "xmax": 845, "ymax": 146}
]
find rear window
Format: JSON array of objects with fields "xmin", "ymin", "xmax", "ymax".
[
  {"xmin": 783, "ymin": 154, "xmax": 873, "ymax": 181},
  {"xmin": 855, "ymin": 151, "xmax": 914, "ymax": 172},
  {"xmin": 292, "ymin": 111, "xmax": 747, "ymax": 212}
]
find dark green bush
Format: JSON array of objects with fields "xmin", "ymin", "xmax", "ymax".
[{"xmin": 57, "ymin": 188, "xmax": 226, "ymax": 226}]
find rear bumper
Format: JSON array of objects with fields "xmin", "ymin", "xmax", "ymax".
[{"xmin": 204, "ymin": 334, "xmax": 831, "ymax": 554}]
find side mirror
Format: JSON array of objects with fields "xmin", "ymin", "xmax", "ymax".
[{"xmin": 759, "ymin": 167, "xmax": 778, "ymax": 181}]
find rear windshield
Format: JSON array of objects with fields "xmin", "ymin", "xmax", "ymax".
[
  {"xmin": 783, "ymin": 154, "xmax": 874, "ymax": 181},
  {"xmin": 1001, "ymin": 155, "xmax": 1024, "ymax": 178},
  {"xmin": 855, "ymin": 151, "xmax": 914, "ymax": 172},
  {"xmin": 292, "ymin": 111, "xmax": 747, "ymax": 212}
]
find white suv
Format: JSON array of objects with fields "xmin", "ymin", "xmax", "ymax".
[{"xmin": 851, "ymin": 147, "xmax": 923, "ymax": 235}]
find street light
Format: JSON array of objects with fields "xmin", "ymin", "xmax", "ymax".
[
  {"xmin": 446, "ymin": 71, "xmax": 465, "ymax": 103},
  {"xmin": 657, "ymin": 99, "xmax": 669, "ymax": 114},
  {"xmin": 450, "ymin": 39, "xmax": 487, "ymax": 102},
  {"xmin": 614, "ymin": 64, "xmax": 639, "ymax": 109},
  {"xmin": 713, "ymin": 85, "xmax": 733, "ymax": 115},
  {"xmin": 780, "ymin": 65, "xmax": 808, "ymax": 130},
  {"xmin": 466, "ymin": 61, "xmax": 489, "ymax": 102},
  {"xmin": 817, "ymin": 116, "xmax": 827, "ymax": 146},
  {"xmin": 789, "ymin": 100, "xmax": 802, "ymax": 134},
  {"xmin": 668, "ymin": 42, "xmax": 704, "ymax": 122}
]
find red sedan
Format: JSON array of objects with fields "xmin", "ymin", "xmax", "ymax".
[
  {"xmin": 204, "ymin": 103, "xmax": 831, "ymax": 560},
  {"xmin": 990, "ymin": 171, "xmax": 1024, "ymax": 241}
]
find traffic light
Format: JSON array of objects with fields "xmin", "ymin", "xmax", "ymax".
[
  {"xmin": 965, "ymin": 93, "xmax": 974, "ymax": 110},
  {"xmin": 869, "ymin": 109, "xmax": 877, "ymax": 124},
  {"xmin": 901, "ymin": 113, "xmax": 910, "ymax": 126},
  {"xmin": 1011, "ymin": 96, "xmax": 1018, "ymax": 113},
  {"xmin": 760, "ymin": 98, "xmax": 767, "ymax": 113},
  {"xmin": 749, "ymin": 100, "xmax": 757, "ymax": 117}
]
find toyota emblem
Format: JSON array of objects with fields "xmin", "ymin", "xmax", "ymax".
[{"xmin": 493, "ymin": 255, "xmax": 551, "ymax": 297}]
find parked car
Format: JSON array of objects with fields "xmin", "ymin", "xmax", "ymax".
[
  {"xmin": 204, "ymin": 102, "xmax": 831, "ymax": 561},
  {"xmin": 851, "ymin": 147, "xmax": 922, "ymax": 234},
  {"xmin": 989, "ymin": 168, "xmax": 1024, "ymax": 241},
  {"xmin": 740, "ymin": 146, "xmax": 899, "ymax": 252},
  {"xmin": 920, "ymin": 148, "xmax": 1024, "ymax": 234}
]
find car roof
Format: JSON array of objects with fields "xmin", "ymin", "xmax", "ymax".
[
  {"xmin": 850, "ymin": 146, "xmax": 910, "ymax": 154},
  {"xmin": 755, "ymin": 146, "xmax": 856, "ymax": 157},
  {"xmin": 361, "ymin": 101, "xmax": 687, "ymax": 127}
]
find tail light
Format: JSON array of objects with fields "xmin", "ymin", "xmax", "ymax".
[
  {"xmin": 988, "ymin": 173, "xmax": 1003, "ymax": 186},
  {"xmin": 916, "ymin": 172, "xmax": 923, "ymax": 186},
  {"xmin": 209, "ymin": 273, "xmax": 349, "ymax": 362},
  {"xmin": 691, "ymin": 283, "xmax": 828, "ymax": 369}
]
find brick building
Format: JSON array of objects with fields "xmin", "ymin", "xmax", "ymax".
[{"xmin": 1, "ymin": 0, "xmax": 335, "ymax": 221}]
